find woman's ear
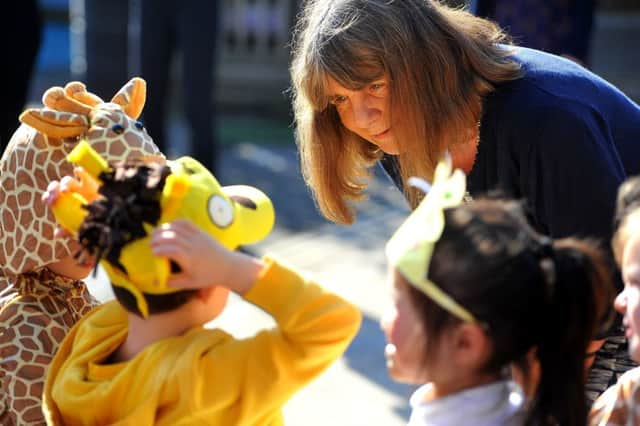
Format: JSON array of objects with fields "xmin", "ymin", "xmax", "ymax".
[{"xmin": 451, "ymin": 323, "xmax": 492, "ymax": 369}]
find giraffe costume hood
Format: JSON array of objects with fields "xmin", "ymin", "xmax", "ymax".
[
  {"xmin": 0, "ymin": 77, "xmax": 161, "ymax": 425},
  {"xmin": 0, "ymin": 77, "xmax": 161, "ymax": 277}
]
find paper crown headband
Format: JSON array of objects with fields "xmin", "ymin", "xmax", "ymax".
[
  {"xmin": 385, "ymin": 155, "xmax": 477, "ymax": 323},
  {"xmin": 50, "ymin": 140, "xmax": 275, "ymax": 317}
]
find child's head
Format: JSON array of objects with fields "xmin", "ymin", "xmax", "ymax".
[
  {"xmin": 383, "ymin": 164, "xmax": 613, "ymax": 425},
  {"xmin": 0, "ymin": 78, "xmax": 160, "ymax": 279},
  {"xmin": 49, "ymin": 142, "xmax": 275, "ymax": 318},
  {"xmin": 612, "ymin": 176, "xmax": 640, "ymax": 361}
]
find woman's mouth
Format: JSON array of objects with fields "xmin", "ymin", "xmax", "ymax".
[{"xmin": 373, "ymin": 128, "xmax": 390, "ymax": 138}]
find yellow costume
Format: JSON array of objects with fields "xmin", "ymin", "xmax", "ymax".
[
  {"xmin": 42, "ymin": 144, "xmax": 362, "ymax": 425},
  {"xmin": 43, "ymin": 256, "xmax": 361, "ymax": 425}
]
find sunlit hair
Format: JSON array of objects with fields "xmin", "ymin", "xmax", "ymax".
[
  {"xmin": 403, "ymin": 198, "xmax": 613, "ymax": 426},
  {"xmin": 612, "ymin": 175, "xmax": 640, "ymax": 265},
  {"xmin": 290, "ymin": 0, "xmax": 522, "ymax": 224}
]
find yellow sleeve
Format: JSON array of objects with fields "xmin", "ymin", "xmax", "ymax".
[{"xmin": 197, "ymin": 255, "xmax": 362, "ymax": 424}]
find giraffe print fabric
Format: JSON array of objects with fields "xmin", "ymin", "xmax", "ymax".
[{"xmin": 0, "ymin": 77, "xmax": 162, "ymax": 425}]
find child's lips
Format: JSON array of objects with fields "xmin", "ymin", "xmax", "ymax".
[
  {"xmin": 79, "ymin": 257, "xmax": 96, "ymax": 268},
  {"xmin": 625, "ymin": 326, "xmax": 634, "ymax": 339}
]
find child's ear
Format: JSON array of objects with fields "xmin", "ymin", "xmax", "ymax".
[
  {"xmin": 196, "ymin": 287, "xmax": 216, "ymax": 301},
  {"xmin": 452, "ymin": 323, "xmax": 492, "ymax": 369}
]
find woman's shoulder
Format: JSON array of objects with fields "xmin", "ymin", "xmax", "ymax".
[{"xmin": 488, "ymin": 47, "xmax": 638, "ymax": 119}]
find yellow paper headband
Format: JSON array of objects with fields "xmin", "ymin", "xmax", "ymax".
[{"xmin": 386, "ymin": 155, "xmax": 477, "ymax": 323}]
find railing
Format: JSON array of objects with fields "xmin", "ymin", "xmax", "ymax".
[
  {"xmin": 217, "ymin": 0, "xmax": 298, "ymax": 111},
  {"xmin": 62, "ymin": 0, "xmax": 298, "ymax": 111}
]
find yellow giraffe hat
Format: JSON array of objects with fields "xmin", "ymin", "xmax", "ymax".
[
  {"xmin": 50, "ymin": 141, "xmax": 275, "ymax": 317},
  {"xmin": 0, "ymin": 78, "xmax": 161, "ymax": 276}
]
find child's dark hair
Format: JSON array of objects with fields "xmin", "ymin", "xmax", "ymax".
[
  {"xmin": 612, "ymin": 175, "xmax": 640, "ymax": 265},
  {"xmin": 76, "ymin": 158, "xmax": 197, "ymax": 317},
  {"xmin": 406, "ymin": 198, "xmax": 614, "ymax": 426}
]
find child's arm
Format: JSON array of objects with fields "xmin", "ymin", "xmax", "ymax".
[{"xmin": 150, "ymin": 220, "xmax": 362, "ymax": 424}]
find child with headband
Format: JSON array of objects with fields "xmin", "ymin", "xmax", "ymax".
[
  {"xmin": 382, "ymin": 158, "xmax": 614, "ymax": 426},
  {"xmin": 590, "ymin": 175, "xmax": 640, "ymax": 425},
  {"xmin": 40, "ymin": 143, "xmax": 361, "ymax": 425}
]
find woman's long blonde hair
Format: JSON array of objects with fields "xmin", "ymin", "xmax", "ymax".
[{"xmin": 290, "ymin": 0, "xmax": 522, "ymax": 224}]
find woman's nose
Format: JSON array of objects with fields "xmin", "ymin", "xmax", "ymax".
[{"xmin": 352, "ymin": 95, "xmax": 378, "ymax": 128}]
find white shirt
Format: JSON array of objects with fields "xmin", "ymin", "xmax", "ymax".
[{"xmin": 408, "ymin": 380, "xmax": 525, "ymax": 426}]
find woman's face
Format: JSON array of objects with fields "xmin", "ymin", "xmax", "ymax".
[
  {"xmin": 617, "ymin": 230, "xmax": 640, "ymax": 361},
  {"xmin": 326, "ymin": 75, "xmax": 398, "ymax": 155}
]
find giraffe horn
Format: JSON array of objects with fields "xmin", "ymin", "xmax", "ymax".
[
  {"xmin": 111, "ymin": 77, "xmax": 146, "ymax": 119},
  {"xmin": 64, "ymin": 81, "xmax": 104, "ymax": 107},
  {"xmin": 19, "ymin": 108, "xmax": 89, "ymax": 139},
  {"xmin": 43, "ymin": 87, "xmax": 93, "ymax": 115}
]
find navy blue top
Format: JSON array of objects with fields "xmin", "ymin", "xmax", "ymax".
[{"xmin": 383, "ymin": 47, "xmax": 640, "ymax": 246}]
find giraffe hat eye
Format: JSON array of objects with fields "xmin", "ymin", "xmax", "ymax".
[
  {"xmin": 208, "ymin": 195, "xmax": 234, "ymax": 228},
  {"xmin": 111, "ymin": 124, "xmax": 125, "ymax": 134}
]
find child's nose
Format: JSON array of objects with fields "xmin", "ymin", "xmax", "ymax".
[
  {"xmin": 379, "ymin": 307, "xmax": 395, "ymax": 334},
  {"xmin": 614, "ymin": 290, "xmax": 628, "ymax": 315}
]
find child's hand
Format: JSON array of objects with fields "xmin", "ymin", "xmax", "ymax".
[
  {"xmin": 42, "ymin": 178, "xmax": 76, "ymax": 238},
  {"xmin": 150, "ymin": 220, "xmax": 264, "ymax": 294}
]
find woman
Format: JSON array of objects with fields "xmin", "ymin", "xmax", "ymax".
[{"xmin": 289, "ymin": 0, "xmax": 640, "ymax": 399}]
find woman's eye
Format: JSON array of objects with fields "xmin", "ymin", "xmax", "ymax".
[
  {"xmin": 329, "ymin": 95, "xmax": 347, "ymax": 106},
  {"xmin": 370, "ymin": 82, "xmax": 385, "ymax": 91}
]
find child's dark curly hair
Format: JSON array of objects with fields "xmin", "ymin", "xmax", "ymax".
[{"xmin": 75, "ymin": 159, "xmax": 172, "ymax": 274}]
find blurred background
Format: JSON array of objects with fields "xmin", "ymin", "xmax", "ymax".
[{"xmin": 7, "ymin": 0, "xmax": 640, "ymax": 424}]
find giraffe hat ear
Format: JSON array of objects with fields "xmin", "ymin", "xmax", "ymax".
[
  {"xmin": 19, "ymin": 108, "xmax": 89, "ymax": 139},
  {"xmin": 111, "ymin": 77, "xmax": 146, "ymax": 120},
  {"xmin": 64, "ymin": 81, "xmax": 105, "ymax": 108},
  {"xmin": 42, "ymin": 86, "xmax": 93, "ymax": 116}
]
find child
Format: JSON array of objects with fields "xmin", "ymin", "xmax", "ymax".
[
  {"xmin": 0, "ymin": 78, "xmax": 160, "ymax": 424},
  {"xmin": 41, "ymin": 144, "xmax": 362, "ymax": 425},
  {"xmin": 589, "ymin": 175, "xmax": 640, "ymax": 425},
  {"xmin": 381, "ymin": 159, "xmax": 614, "ymax": 425}
]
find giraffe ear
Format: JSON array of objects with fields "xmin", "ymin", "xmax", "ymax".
[
  {"xmin": 64, "ymin": 81, "xmax": 104, "ymax": 107},
  {"xmin": 111, "ymin": 77, "xmax": 146, "ymax": 120},
  {"xmin": 19, "ymin": 108, "xmax": 89, "ymax": 139},
  {"xmin": 42, "ymin": 86, "xmax": 93, "ymax": 115}
]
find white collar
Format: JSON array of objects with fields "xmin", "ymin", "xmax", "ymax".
[{"xmin": 408, "ymin": 380, "xmax": 525, "ymax": 426}]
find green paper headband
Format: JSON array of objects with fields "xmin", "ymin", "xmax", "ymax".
[{"xmin": 386, "ymin": 155, "xmax": 477, "ymax": 323}]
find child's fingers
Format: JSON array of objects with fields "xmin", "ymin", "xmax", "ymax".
[
  {"xmin": 165, "ymin": 274, "xmax": 193, "ymax": 289},
  {"xmin": 42, "ymin": 181, "xmax": 61, "ymax": 205},
  {"xmin": 54, "ymin": 227, "xmax": 72, "ymax": 238},
  {"xmin": 59, "ymin": 175, "xmax": 80, "ymax": 192}
]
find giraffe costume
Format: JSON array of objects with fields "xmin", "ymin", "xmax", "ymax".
[{"xmin": 0, "ymin": 77, "xmax": 161, "ymax": 425}]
